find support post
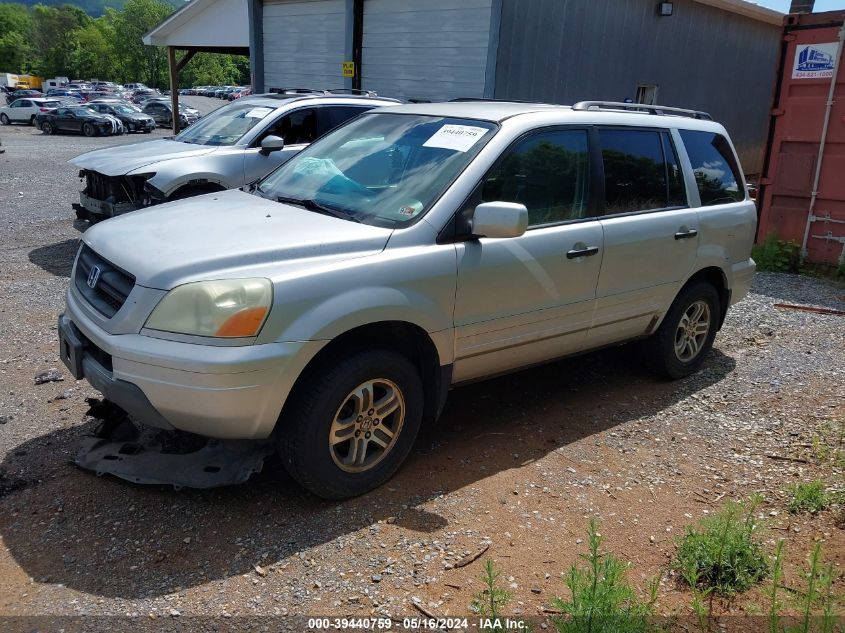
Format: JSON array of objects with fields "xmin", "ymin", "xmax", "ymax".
[{"xmin": 168, "ymin": 46, "xmax": 180, "ymax": 134}]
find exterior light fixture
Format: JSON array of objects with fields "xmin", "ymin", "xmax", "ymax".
[{"xmin": 658, "ymin": 2, "xmax": 674, "ymax": 16}]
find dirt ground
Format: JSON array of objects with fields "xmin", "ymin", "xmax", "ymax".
[{"xmin": 0, "ymin": 112, "xmax": 843, "ymax": 631}]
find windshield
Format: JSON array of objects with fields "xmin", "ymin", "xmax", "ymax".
[
  {"xmin": 173, "ymin": 102, "xmax": 268, "ymax": 146},
  {"xmin": 256, "ymin": 113, "xmax": 497, "ymax": 228},
  {"xmin": 112, "ymin": 104, "xmax": 135, "ymax": 114}
]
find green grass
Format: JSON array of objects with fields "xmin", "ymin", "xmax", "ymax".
[
  {"xmin": 788, "ymin": 481, "xmax": 832, "ymax": 515},
  {"xmin": 551, "ymin": 519, "xmax": 657, "ymax": 633},
  {"xmin": 752, "ymin": 235, "xmax": 801, "ymax": 273},
  {"xmin": 673, "ymin": 495, "xmax": 769, "ymax": 595}
]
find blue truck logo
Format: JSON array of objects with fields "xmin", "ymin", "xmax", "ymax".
[{"xmin": 797, "ymin": 46, "xmax": 835, "ymax": 72}]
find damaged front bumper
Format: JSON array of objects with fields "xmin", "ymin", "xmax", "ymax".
[
  {"xmin": 73, "ymin": 170, "xmax": 153, "ymax": 222},
  {"xmin": 76, "ymin": 400, "xmax": 274, "ymax": 489}
]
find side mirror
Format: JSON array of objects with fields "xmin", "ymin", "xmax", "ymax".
[
  {"xmin": 471, "ymin": 201, "xmax": 528, "ymax": 239},
  {"xmin": 260, "ymin": 135, "xmax": 285, "ymax": 156}
]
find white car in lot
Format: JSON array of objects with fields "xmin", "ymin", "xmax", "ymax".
[
  {"xmin": 59, "ymin": 100, "xmax": 756, "ymax": 499},
  {"xmin": 0, "ymin": 97, "xmax": 65, "ymax": 125},
  {"xmin": 68, "ymin": 91, "xmax": 399, "ymax": 222}
]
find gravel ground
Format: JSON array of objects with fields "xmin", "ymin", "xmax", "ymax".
[{"xmin": 0, "ymin": 105, "xmax": 843, "ymax": 629}]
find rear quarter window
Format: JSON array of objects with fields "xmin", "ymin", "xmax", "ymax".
[{"xmin": 679, "ymin": 130, "xmax": 744, "ymax": 206}]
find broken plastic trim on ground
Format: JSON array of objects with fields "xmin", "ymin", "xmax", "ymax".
[{"xmin": 74, "ymin": 399, "xmax": 274, "ymax": 489}]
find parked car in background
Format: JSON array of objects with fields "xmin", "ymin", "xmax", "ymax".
[
  {"xmin": 131, "ymin": 88, "xmax": 159, "ymax": 103},
  {"xmin": 68, "ymin": 92, "xmax": 399, "ymax": 221},
  {"xmin": 46, "ymin": 89, "xmax": 85, "ymax": 102},
  {"xmin": 5, "ymin": 89, "xmax": 43, "ymax": 104},
  {"xmin": 228, "ymin": 87, "xmax": 248, "ymax": 100},
  {"xmin": 124, "ymin": 83, "xmax": 148, "ymax": 91},
  {"xmin": 92, "ymin": 81, "xmax": 120, "ymax": 92},
  {"xmin": 37, "ymin": 105, "xmax": 122, "ymax": 136},
  {"xmin": 0, "ymin": 97, "xmax": 64, "ymax": 125},
  {"xmin": 87, "ymin": 102, "xmax": 155, "ymax": 133},
  {"xmin": 58, "ymin": 100, "xmax": 757, "ymax": 498},
  {"xmin": 140, "ymin": 100, "xmax": 200, "ymax": 127}
]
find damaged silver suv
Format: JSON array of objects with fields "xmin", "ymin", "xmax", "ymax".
[
  {"xmin": 59, "ymin": 101, "xmax": 756, "ymax": 499},
  {"xmin": 68, "ymin": 91, "xmax": 399, "ymax": 222}
]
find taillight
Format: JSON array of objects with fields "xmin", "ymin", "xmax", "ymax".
[{"xmin": 40, "ymin": 108, "xmax": 49, "ymax": 112}]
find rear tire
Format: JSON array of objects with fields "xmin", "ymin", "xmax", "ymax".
[
  {"xmin": 29, "ymin": 115, "xmax": 35, "ymax": 126},
  {"xmin": 82, "ymin": 122, "xmax": 96, "ymax": 137},
  {"xmin": 648, "ymin": 281, "xmax": 719, "ymax": 379},
  {"xmin": 278, "ymin": 349, "xmax": 423, "ymax": 499},
  {"xmin": 0, "ymin": 114, "xmax": 10, "ymax": 125},
  {"xmin": 41, "ymin": 121, "xmax": 53, "ymax": 135}
]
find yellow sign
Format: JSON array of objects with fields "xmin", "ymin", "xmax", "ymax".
[{"xmin": 342, "ymin": 61, "xmax": 355, "ymax": 78}]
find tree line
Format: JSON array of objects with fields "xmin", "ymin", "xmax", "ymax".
[{"xmin": 0, "ymin": 0, "xmax": 250, "ymax": 88}]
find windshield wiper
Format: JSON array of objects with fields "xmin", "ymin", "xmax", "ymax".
[{"xmin": 275, "ymin": 195, "xmax": 361, "ymax": 223}]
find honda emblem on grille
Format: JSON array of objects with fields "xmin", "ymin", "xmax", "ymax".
[{"xmin": 87, "ymin": 265, "xmax": 101, "ymax": 289}]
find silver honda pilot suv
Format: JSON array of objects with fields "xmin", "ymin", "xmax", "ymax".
[
  {"xmin": 68, "ymin": 91, "xmax": 399, "ymax": 222},
  {"xmin": 59, "ymin": 100, "xmax": 756, "ymax": 499}
]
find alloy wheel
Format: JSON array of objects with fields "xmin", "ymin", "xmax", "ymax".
[
  {"xmin": 328, "ymin": 378, "xmax": 405, "ymax": 473},
  {"xmin": 674, "ymin": 300, "xmax": 711, "ymax": 362}
]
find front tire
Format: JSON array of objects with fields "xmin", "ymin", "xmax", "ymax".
[
  {"xmin": 82, "ymin": 122, "xmax": 96, "ymax": 137},
  {"xmin": 41, "ymin": 121, "xmax": 53, "ymax": 135},
  {"xmin": 649, "ymin": 281, "xmax": 719, "ymax": 379},
  {"xmin": 279, "ymin": 349, "xmax": 423, "ymax": 499},
  {"xmin": 0, "ymin": 113, "xmax": 10, "ymax": 125}
]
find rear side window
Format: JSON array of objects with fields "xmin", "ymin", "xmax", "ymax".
[
  {"xmin": 679, "ymin": 130, "xmax": 744, "ymax": 206},
  {"xmin": 599, "ymin": 128, "xmax": 686, "ymax": 213},
  {"xmin": 317, "ymin": 106, "xmax": 372, "ymax": 136},
  {"xmin": 482, "ymin": 129, "xmax": 591, "ymax": 226}
]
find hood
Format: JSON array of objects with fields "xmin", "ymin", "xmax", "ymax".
[
  {"xmin": 69, "ymin": 138, "xmax": 216, "ymax": 176},
  {"xmin": 82, "ymin": 189, "xmax": 393, "ymax": 289}
]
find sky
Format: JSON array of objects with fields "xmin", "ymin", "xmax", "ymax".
[{"xmin": 753, "ymin": 0, "xmax": 845, "ymax": 11}]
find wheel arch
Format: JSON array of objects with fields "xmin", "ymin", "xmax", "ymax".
[
  {"xmin": 275, "ymin": 320, "xmax": 450, "ymax": 436},
  {"xmin": 168, "ymin": 180, "xmax": 227, "ymax": 200},
  {"xmin": 682, "ymin": 266, "xmax": 730, "ymax": 329}
]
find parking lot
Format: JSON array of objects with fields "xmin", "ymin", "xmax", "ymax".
[{"xmin": 0, "ymin": 96, "xmax": 843, "ymax": 623}]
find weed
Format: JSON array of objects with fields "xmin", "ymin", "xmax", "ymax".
[
  {"xmin": 788, "ymin": 481, "xmax": 831, "ymax": 515},
  {"xmin": 783, "ymin": 543, "xmax": 837, "ymax": 633},
  {"xmin": 768, "ymin": 539, "xmax": 785, "ymax": 633},
  {"xmin": 471, "ymin": 558, "xmax": 512, "ymax": 632},
  {"xmin": 752, "ymin": 235, "xmax": 801, "ymax": 273},
  {"xmin": 810, "ymin": 420, "xmax": 845, "ymax": 467},
  {"xmin": 673, "ymin": 495, "xmax": 769, "ymax": 595},
  {"xmin": 551, "ymin": 519, "xmax": 656, "ymax": 633}
]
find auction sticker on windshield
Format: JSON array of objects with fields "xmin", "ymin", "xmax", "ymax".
[
  {"xmin": 245, "ymin": 107, "xmax": 273, "ymax": 119},
  {"xmin": 423, "ymin": 124, "xmax": 488, "ymax": 152}
]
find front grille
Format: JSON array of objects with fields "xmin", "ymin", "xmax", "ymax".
[
  {"xmin": 85, "ymin": 171, "xmax": 108, "ymax": 201},
  {"xmin": 82, "ymin": 170, "xmax": 146, "ymax": 205},
  {"xmin": 74, "ymin": 244, "xmax": 135, "ymax": 318}
]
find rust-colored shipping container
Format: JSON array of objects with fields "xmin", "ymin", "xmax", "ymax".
[{"xmin": 757, "ymin": 9, "xmax": 845, "ymax": 266}]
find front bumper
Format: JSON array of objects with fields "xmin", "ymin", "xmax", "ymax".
[
  {"xmin": 74, "ymin": 191, "xmax": 140, "ymax": 219},
  {"xmin": 60, "ymin": 291, "xmax": 323, "ymax": 439},
  {"xmin": 125, "ymin": 119, "xmax": 155, "ymax": 133}
]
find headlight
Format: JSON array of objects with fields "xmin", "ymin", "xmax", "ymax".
[{"xmin": 145, "ymin": 278, "xmax": 273, "ymax": 338}]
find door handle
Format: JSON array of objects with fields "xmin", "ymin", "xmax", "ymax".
[
  {"xmin": 674, "ymin": 228, "xmax": 698, "ymax": 240},
  {"xmin": 566, "ymin": 246, "xmax": 600, "ymax": 259}
]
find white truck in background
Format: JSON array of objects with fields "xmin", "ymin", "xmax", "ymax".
[
  {"xmin": 42, "ymin": 77, "xmax": 70, "ymax": 93},
  {"xmin": 2, "ymin": 73, "xmax": 21, "ymax": 89}
]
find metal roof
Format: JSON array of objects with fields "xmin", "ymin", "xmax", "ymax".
[
  {"xmin": 692, "ymin": 0, "xmax": 783, "ymax": 26},
  {"xmin": 142, "ymin": 0, "xmax": 248, "ymax": 48}
]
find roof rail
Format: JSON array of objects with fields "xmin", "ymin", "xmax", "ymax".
[
  {"xmin": 267, "ymin": 87, "xmax": 324, "ymax": 95},
  {"xmin": 572, "ymin": 101, "xmax": 712, "ymax": 120},
  {"xmin": 450, "ymin": 97, "xmax": 554, "ymax": 105},
  {"xmin": 326, "ymin": 88, "xmax": 379, "ymax": 97}
]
